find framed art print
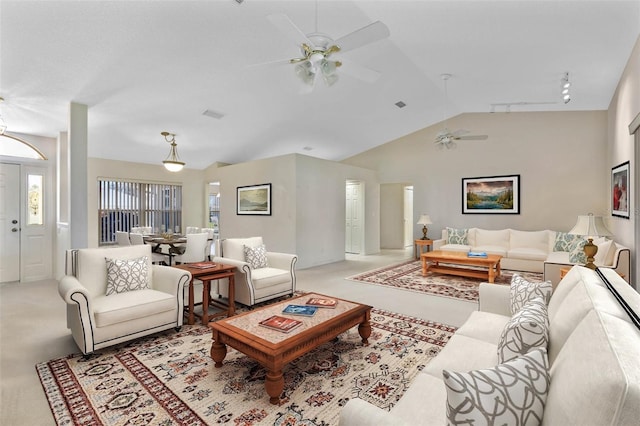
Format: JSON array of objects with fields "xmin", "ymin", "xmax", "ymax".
[
  {"xmin": 612, "ymin": 161, "xmax": 629, "ymax": 219},
  {"xmin": 237, "ymin": 183, "xmax": 271, "ymax": 215},
  {"xmin": 462, "ymin": 175, "xmax": 520, "ymax": 214}
]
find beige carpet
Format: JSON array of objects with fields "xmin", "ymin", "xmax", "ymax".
[
  {"xmin": 36, "ymin": 309, "xmax": 456, "ymax": 425},
  {"xmin": 347, "ymin": 260, "xmax": 543, "ymax": 302}
]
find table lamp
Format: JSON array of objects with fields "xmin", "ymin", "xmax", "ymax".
[
  {"xmin": 568, "ymin": 213, "xmax": 612, "ymax": 269},
  {"xmin": 417, "ymin": 214, "xmax": 433, "ymax": 240}
]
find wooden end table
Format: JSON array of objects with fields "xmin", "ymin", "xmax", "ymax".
[
  {"xmin": 209, "ymin": 293, "xmax": 372, "ymax": 404},
  {"xmin": 414, "ymin": 239, "xmax": 433, "ymax": 259},
  {"xmin": 421, "ymin": 250, "xmax": 502, "ymax": 283},
  {"xmin": 173, "ymin": 262, "xmax": 236, "ymax": 325}
]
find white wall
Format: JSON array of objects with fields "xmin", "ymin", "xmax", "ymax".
[
  {"xmin": 380, "ymin": 183, "xmax": 406, "ymax": 248},
  {"xmin": 207, "ymin": 153, "xmax": 379, "ymax": 269},
  {"xmin": 343, "ymin": 111, "xmax": 609, "ymax": 238},
  {"xmin": 86, "ymin": 158, "xmax": 205, "ymax": 247}
]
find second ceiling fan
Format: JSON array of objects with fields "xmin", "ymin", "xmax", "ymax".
[{"xmin": 435, "ymin": 74, "xmax": 488, "ymax": 149}]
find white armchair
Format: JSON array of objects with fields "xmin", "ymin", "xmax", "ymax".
[
  {"xmin": 58, "ymin": 245, "xmax": 191, "ymax": 355},
  {"xmin": 213, "ymin": 237, "xmax": 297, "ymax": 307}
]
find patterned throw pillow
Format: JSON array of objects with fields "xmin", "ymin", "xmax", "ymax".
[
  {"xmin": 244, "ymin": 244, "xmax": 268, "ymax": 269},
  {"xmin": 446, "ymin": 227, "xmax": 468, "ymax": 245},
  {"xmin": 553, "ymin": 231, "xmax": 577, "ymax": 252},
  {"xmin": 105, "ymin": 256, "xmax": 149, "ymax": 296},
  {"xmin": 568, "ymin": 238, "xmax": 588, "ymax": 264},
  {"xmin": 510, "ymin": 274, "xmax": 552, "ymax": 315},
  {"xmin": 443, "ymin": 348, "xmax": 550, "ymax": 426},
  {"xmin": 498, "ymin": 297, "xmax": 549, "ymax": 363}
]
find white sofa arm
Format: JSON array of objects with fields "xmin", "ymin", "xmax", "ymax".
[
  {"xmin": 151, "ymin": 265, "xmax": 191, "ymax": 296},
  {"xmin": 58, "ymin": 275, "xmax": 90, "ymax": 305},
  {"xmin": 266, "ymin": 252, "xmax": 297, "ymax": 271},
  {"xmin": 339, "ymin": 398, "xmax": 408, "ymax": 426},
  {"xmin": 478, "ymin": 282, "xmax": 511, "ymax": 316},
  {"xmin": 432, "ymin": 238, "xmax": 446, "ymax": 251},
  {"xmin": 213, "ymin": 256, "xmax": 252, "ymax": 276}
]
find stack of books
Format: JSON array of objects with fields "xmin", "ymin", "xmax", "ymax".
[{"xmin": 467, "ymin": 251, "xmax": 488, "ymax": 258}]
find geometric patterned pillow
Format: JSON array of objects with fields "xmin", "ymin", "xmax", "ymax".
[
  {"xmin": 244, "ymin": 244, "xmax": 268, "ymax": 269},
  {"xmin": 510, "ymin": 274, "xmax": 553, "ymax": 315},
  {"xmin": 105, "ymin": 256, "xmax": 149, "ymax": 296},
  {"xmin": 446, "ymin": 227, "xmax": 469, "ymax": 245},
  {"xmin": 553, "ymin": 231, "xmax": 578, "ymax": 252},
  {"xmin": 568, "ymin": 238, "xmax": 588, "ymax": 264},
  {"xmin": 498, "ymin": 297, "xmax": 549, "ymax": 363},
  {"xmin": 443, "ymin": 348, "xmax": 550, "ymax": 426}
]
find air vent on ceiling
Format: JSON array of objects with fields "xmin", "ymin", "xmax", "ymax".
[
  {"xmin": 395, "ymin": 101, "xmax": 406, "ymax": 108},
  {"xmin": 202, "ymin": 109, "xmax": 225, "ymax": 119}
]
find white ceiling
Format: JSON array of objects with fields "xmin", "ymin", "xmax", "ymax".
[{"xmin": 1, "ymin": 0, "xmax": 639, "ymax": 169}]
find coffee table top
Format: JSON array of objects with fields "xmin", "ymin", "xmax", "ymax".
[
  {"xmin": 423, "ymin": 250, "xmax": 502, "ymax": 263},
  {"xmin": 211, "ymin": 293, "xmax": 367, "ymax": 344}
]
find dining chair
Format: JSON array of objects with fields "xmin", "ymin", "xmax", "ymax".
[
  {"xmin": 129, "ymin": 232, "xmax": 168, "ymax": 265},
  {"xmin": 115, "ymin": 231, "xmax": 131, "ymax": 246},
  {"xmin": 185, "ymin": 226, "xmax": 201, "ymax": 234},
  {"xmin": 204, "ymin": 228, "xmax": 216, "ymax": 260},
  {"xmin": 172, "ymin": 232, "xmax": 209, "ymax": 264}
]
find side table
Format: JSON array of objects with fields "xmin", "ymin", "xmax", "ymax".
[
  {"xmin": 414, "ymin": 239, "xmax": 433, "ymax": 260},
  {"xmin": 173, "ymin": 262, "xmax": 236, "ymax": 324}
]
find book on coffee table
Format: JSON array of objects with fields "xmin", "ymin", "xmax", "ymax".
[
  {"xmin": 187, "ymin": 262, "xmax": 217, "ymax": 269},
  {"xmin": 282, "ymin": 304, "xmax": 318, "ymax": 317},
  {"xmin": 306, "ymin": 297, "xmax": 338, "ymax": 308},
  {"xmin": 259, "ymin": 315, "xmax": 303, "ymax": 333},
  {"xmin": 467, "ymin": 251, "xmax": 488, "ymax": 258}
]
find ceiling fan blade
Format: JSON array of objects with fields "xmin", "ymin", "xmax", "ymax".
[
  {"xmin": 339, "ymin": 60, "xmax": 380, "ymax": 84},
  {"xmin": 450, "ymin": 128, "xmax": 469, "ymax": 137},
  {"xmin": 245, "ymin": 57, "xmax": 293, "ymax": 69},
  {"xmin": 333, "ymin": 21, "xmax": 390, "ymax": 53},
  {"xmin": 457, "ymin": 135, "xmax": 489, "ymax": 140},
  {"xmin": 267, "ymin": 13, "xmax": 314, "ymax": 48}
]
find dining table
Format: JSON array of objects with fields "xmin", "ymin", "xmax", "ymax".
[{"xmin": 143, "ymin": 234, "xmax": 187, "ymax": 265}]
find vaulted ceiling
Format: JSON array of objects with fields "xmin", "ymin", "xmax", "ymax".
[{"xmin": 1, "ymin": 1, "xmax": 639, "ymax": 169}]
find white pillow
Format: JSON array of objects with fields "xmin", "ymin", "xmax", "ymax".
[
  {"xmin": 593, "ymin": 239, "xmax": 614, "ymax": 266},
  {"xmin": 244, "ymin": 244, "xmax": 268, "ymax": 269},
  {"xmin": 105, "ymin": 256, "xmax": 149, "ymax": 296},
  {"xmin": 510, "ymin": 274, "xmax": 553, "ymax": 315},
  {"xmin": 443, "ymin": 348, "xmax": 550, "ymax": 426},
  {"xmin": 498, "ymin": 297, "xmax": 549, "ymax": 363}
]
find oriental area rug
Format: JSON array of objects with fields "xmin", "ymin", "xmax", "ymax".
[
  {"xmin": 36, "ymin": 309, "xmax": 456, "ymax": 426},
  {"xmin": 347, "ymin": 260, "xmax": 543, "ymax": 302}
]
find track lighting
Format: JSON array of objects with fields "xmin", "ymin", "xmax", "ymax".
[{"xmin": 561, "ymin": 72, "xmax": 571, "ymax": 104}]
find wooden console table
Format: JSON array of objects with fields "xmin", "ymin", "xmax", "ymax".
[{"xmin": 173, "ymin": 262, "xmax": 236, "ymax": 324}]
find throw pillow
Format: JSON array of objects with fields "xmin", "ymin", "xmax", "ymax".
[
  {"xmin": 244, "ymin": 244, "xmax": 268, "ymax": 269},
  {"xmin": 510, "ymin": 274, "xmax": 552, "ymax": 315},
  {"xmin": 446, "ymin": 227, "xmax": 468, "ymax": 245},
  {"xmin": 498, "ymin": 297, "xmax": 549, "ymax": 363},
  {"xmin": 443, "ymin": 348, "xmax": 550, "ymax": 426},
  {"xmin": 105, "ymin": 256, "xmax": 150, "ymax": 296},
  {"xmin": 568, "ymin": 237, "xmax": 588, "ymax": 264},
  {"xmin": 553, "ymin": 231, "xmax": 577, "ymax": 252}
]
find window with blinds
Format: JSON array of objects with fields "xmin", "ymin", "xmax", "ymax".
[{"xmin": 98, "ymin": 179, "xmax": 182, "ymax": 245}]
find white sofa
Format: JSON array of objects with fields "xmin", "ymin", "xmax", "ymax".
[
  {"xmin": 59, "ymin": 245, "xmax": 191, "ymax": 355},
  {"xmin": 340, "ymin": 266, "xmax": 640, "ymax": 425},
  {"xmin": 213, "ymin": 237, "xmax": 297, "ymax": 307},
  {"xmin": 433, "ymin": 227, "xmax": 630, "ymax": 285}
]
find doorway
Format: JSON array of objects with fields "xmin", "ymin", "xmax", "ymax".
[
  {"xmin": 403, "ymin": 186, "xmax": 414, "ymax": 247},
  {"xmin": 345, "ymin": 180, "xmax": 364, "ymax": 254}
]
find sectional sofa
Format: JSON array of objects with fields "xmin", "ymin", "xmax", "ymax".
[
  {"xmin": 339, "ymin": 266, "xmax": 640, "ymax": 425},
  {"xmin": 432, "ymin": 227, "xmax": 630, "ymax": 286}
]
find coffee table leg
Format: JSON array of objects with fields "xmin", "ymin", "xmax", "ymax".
[
  {"xmin": 202, "ymin": 280, "xmax": 210, "ymax": 324},
  {"xmin": 421, "ymin": 256, "xmax": 427, "ymax": 276},
  {"xmin": 210, "ymin": 332, "xmax": 227, "ymax": 368},
  {"xmin": 488, "ymin": 266, "xmax": 495, "ymax": 283},
  {"xmin": 265, "ymin": 369, "xmax": 284, "ymax": 405}
]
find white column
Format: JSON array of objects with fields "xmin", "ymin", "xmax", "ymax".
[{"xmin": 69, "ymin": 103, "xmax": 88, "ymax": 249}]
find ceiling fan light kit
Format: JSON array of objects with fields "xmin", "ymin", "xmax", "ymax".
[{"xmin": 161, "ymin": 131, "xmax": 185, "ymax": 172}]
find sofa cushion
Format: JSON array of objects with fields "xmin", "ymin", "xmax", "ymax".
[
  {"xmin": 446, "ymin": 227, "xmax": 469, "ymax": 245},
  {"xmin": 497, "ymin": 297, "xmax": 549, "ymax": 363},
  {"xmin": 438, "ymin": 244, "xmax": 471, "ymax": 253},
  {"xmin": 475, "ymin": 229, "xmax": 510, "ymax": 248},
  {"xmin": 594, "ymin": 239, "xmax": 614, "ymax": 266},
  {"xmin": 507, "ymin": 247, "xmax": 548, "ymax": 261},
  {"xmin": 392, "ymin": 373, "xmax": 446, "ymax": 425},
  {"xmin": 93, "ymin": 289, "xmax": 175, "ymax": 327},
  {"xmin": 422, "ymin": 334, "xmax": 498, "ymax": 379},
  {"xmin": 250, "ymin": 267, "xmax": 290, "ymax": 289},
  {"xmin": 244, "ymin": 244, "xmax": 268, "ymax": 269},
  {"xmin": 510, "ymin": 274, "xmax": 552, "ymax": 314},
  {"xmin": 443, "ymin": 348, "xmax": 550, "ymax": 426},
  {"xmin": 105, "ymin": 255, "xmax": 150, "ymax": 296},
  {"xmin": 472, "ymin": 245, "xmax": 508, "ymax": 257},
  {"xmin": 222, "ymin": 237, "xmax": 263, "ymax": 261},
  {"xmin": 510, "ymin": 229, "xmax": 550, "ymax": 252},
  {"xmin": 455, "ymin": 310, "xmax": 510, "ymax": 345}
]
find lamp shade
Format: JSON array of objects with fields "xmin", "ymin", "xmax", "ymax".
[
  {"xmin": 417, "ymin": 214, "xmax": 432, "ymax": 225},
  {"xmin": 569, "ymin": 214, "xmax": 611, "ymax": 237}
]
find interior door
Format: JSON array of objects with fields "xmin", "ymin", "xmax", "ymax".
[
  {"xmin": 0, "ymin": 163, "xmax": 21, "ymax": 282},
  {"xmin": 403, "ymin": 186, "xmax": 414, "ymax": 247},
  {"xmin": 345, "ymin": 181, "xmax": 363, "ymax": 254}
]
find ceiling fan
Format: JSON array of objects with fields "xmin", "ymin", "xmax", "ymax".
[
  {"xmin": 265, "ymin": 11, "xmax": 390, "ymax": 91},
  {"xmin": 435, "ymin": 74, "xmax": 488, "ymax": 149}
]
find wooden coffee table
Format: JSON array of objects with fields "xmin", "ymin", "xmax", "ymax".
[
  {"xmin": 421, "ymin": 250, "xmax": 502, "ymax": 283},
  {"xmin": 209, "ymin": 293, "xmax": 372, "ymax": 404}
]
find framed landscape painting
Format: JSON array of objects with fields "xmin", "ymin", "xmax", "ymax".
[
  {"xmin": 611, "ymin": 161, "xmax": 629, "ymax": 219},
  {"xmin": 237, "ymin": 183, "xmax": 271, "ymax": 215},
  {"xmin": 462, "ymin": 175, "xmax": 520, "ymax": 214}
]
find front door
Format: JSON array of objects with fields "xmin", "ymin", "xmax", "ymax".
[{"xmin": 0, "ymin": 163, "xmax": 21, "ymax": 282}]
